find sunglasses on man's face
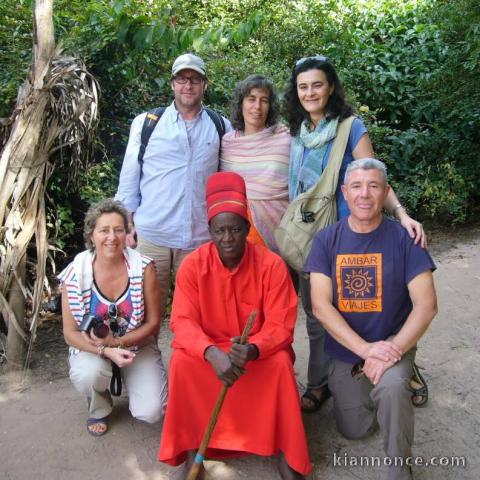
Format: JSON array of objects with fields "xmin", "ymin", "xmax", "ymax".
[
  {"xmin": 295, "ymin": 54, "xmax": 329, "ymax": 68},
  {"xmin": 108, "ymin": 303, "xmax": 119, "ymax": 333}
]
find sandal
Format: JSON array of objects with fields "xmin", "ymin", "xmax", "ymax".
[
  {"xmin": 410, "ymin": 363, "xmax": 428, "ymax": 408},
  {"xmin": 86, "ymin": 416, "xmax": 109, "ymax": 437},
  {"xmin": 301, "ymin": 386, "xmax": 331, "ymax": 413}
]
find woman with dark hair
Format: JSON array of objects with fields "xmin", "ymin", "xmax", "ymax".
[
  {"xmin": 285, "ymin": 55, "xmax": 427, "ymax": 413},
  {"xmin": 59, "ymin": 199, "xmax": 168, "ymax": 436},
  {"xmin": 220, "ymin": 74, "xmax": 290, "ymax": 252}
]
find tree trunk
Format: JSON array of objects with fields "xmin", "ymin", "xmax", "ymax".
[
  {"xmin": 6, "ymin": 255, "xmax": 26, "ymax": 371},
  {"xmin": 1, "ymin": 0, "xmax": 98, "ymax": 370},
  {"xmin": 1, "ymin": 0, "xmax": 55, "ymax": 369},
  {"xmin": 32, "ymin": 0, "xmax": 55, "ymax": 87}
]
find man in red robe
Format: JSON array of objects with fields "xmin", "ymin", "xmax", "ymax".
[{"xmin": 158, "ymin": 172, "xmax": 311, "ymax": 479}]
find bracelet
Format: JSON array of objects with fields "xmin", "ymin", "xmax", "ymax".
[
  {"xmin": 97, "ymin": 344, "xmax": 106, "ymax": 357},
  {"xmin": 392, "ymin": 203, "xmax": 405, "ymax": 218},
  {"xmin": 117, "ymin": 338, "xmax": 125, "ymax": 349}
]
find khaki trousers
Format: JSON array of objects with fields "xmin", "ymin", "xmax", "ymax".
[
  {"xmin": 328, "ymin": 348, "xmax": 416, "ymax": 480},
  {"xmin": 299, "ymin": 274, "xmax": 330, "ymax": 390},
  {"xmin": 69, "ymin": 341, "xmax": 168, "ymax": 423},
  {"xmin": 137, "ymin": 236, "xmax": 193, "ymax": 320}
]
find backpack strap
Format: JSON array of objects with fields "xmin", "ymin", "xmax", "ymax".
[
  {"xmin": 137, "ymin": 106, "xmax": 225, "ymax": 172},
  {"xmin": 138, "ymin": 106, "xmax": 166, "ymax": 171},
  {"xmin": 205, "ymin": 107, "xmax": 226, "ymax": 153}
]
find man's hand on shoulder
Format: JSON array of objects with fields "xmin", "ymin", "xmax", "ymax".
[
  {"xmin": 229, "ymin": 336, "xmax": 259, "ymax": 369},
  {"xmin": 362, "ymin": 357, "xmax": 395, "ymax": 385},
  {"xmin": 204, "ymin": 345, "xmax": 244, "ymax": 387}
]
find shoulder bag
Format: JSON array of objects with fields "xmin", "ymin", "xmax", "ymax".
[{"xmin": 274, "ymin": 116, "xmax": 355, "ymax": 271}]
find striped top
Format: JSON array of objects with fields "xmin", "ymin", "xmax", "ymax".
[
  {"xmin": 220, "ymin": 125, "xmax": 291, "ymax": 252},
  {"xmin": 58, "ymin": 247, "xmax": 151, "ymax": 333}
]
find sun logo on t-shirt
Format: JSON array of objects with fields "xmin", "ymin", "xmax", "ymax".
[
  {"xmin": 344, "ymin": 269, "xmax": 374, "ymax": 298},
  {"xmin": 336, "ymin": 254, "xmax": 382, "ymax": 312}
]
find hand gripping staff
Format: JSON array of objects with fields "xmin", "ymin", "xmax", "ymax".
[{"xmin": 186, "ymin": 310, "xmax": 257, "ymax": 480}]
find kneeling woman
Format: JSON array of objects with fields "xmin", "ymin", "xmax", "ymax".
[{"xmin": 60, "ymin": 199, "xmax": 168, "ymax": 436}]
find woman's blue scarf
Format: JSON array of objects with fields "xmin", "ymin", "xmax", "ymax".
[{"xmin": 289, "ymin": 117, "xmax": 338, "ymax": 200}]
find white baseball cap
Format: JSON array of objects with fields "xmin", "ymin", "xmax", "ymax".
[{"xmin": 171, "ymin": 53, "xmax": 206, "ymax": 77}]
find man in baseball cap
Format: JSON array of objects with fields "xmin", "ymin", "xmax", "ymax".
[
  {"xmin": 171, "ymin": 53, "xmax": 206, "ymax": 77},
  {"xmin": 115, "ymin": 54, "xmax": 231, "ymax": 323}
]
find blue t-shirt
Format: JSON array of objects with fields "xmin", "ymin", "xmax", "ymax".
[
  {"xmin": 304, "ymin": 216, "xmax": 436, "ymax": 364},
  {"xmin": 301, "ymin": 117, "xmax": 367, "ymax": 220}
]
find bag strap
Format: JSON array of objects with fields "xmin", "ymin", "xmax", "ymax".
[
  {"xmin": 307, "ymin": 115, "xmax": 355, "ymax": 195},
  {"xmin": 328, "ymin": 115, "xmax": 355, "ymax": 171},
  {"xmin": 110, "ymin": 361, "xmax": 122, "ymax": 396}
]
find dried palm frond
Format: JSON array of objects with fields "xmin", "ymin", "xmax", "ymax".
[
  {"xmin": 45, "ymin": 53, "xmax": 100, "ymax": 183},
  {"xmin": 0, "ymin": 44, "xmax": 100, "ymax": 370}
]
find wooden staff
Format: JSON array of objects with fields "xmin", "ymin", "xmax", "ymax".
[{"xmin": 186, "ymin": 310, "xmax": 257, "ymax": 480}]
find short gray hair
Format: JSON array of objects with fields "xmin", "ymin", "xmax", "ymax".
[
  {"xmin": 344, "ymin": 158, "xmax": 388, "ymax": 185},
  {"xmin": 83, "ymin": 198, "xmax": 130, "ymax": 251}
]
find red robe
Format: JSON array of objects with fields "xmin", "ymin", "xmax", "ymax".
[{"xmin": 158, "ymin": 241, "xmax": 312, "ymax": 475}]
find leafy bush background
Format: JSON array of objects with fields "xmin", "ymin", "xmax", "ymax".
[{"xmin": 1, "ymin": 0, "xmax": 479, "ymax": 261}]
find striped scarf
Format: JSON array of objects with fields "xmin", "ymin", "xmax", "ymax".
[
  {"xmin": 289, "ymin": 117, "xmax": 338, "ymax": 200},
  {"xmin": 220, "ymin": 125, "xmax": 291, "ymax": 252},
  {"xmin": 58, "ymin": 247, "xmax": 149, "ymax": 332}
]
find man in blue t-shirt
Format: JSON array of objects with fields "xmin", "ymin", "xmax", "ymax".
[{"xmin": 305, "ymin": 158, "xmax": 437, "ymax": 480}]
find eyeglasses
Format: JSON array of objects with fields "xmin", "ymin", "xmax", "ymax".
[
  {"xmin": 108, "ymin": 303, "xmax": 119, "ymax": 334},
  {"xmin": 295, "ymin": 55, "xmax": 329, "ymax": 67},
  {"xmin": 173, "ymin": 75, "xmax": 204, "ymax": 85}
]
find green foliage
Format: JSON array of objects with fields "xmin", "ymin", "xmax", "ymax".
[
  {"xmin": 79, "ymin": 158, "xmax": 118, "ymax": 203},
  {"xmin": 417, "ymin": 0, "xmax": 480, "ymax": 170},
  {"xmin": 386, "ymin": 128, "xmax": 472, "ymax": 223},
  {"xmin": 1, "ymin": 0, "xmax": 479, "ymax": 255},
  {"xmin": 342, "ymin": 0, "xmax": 443, "ymax": 127},
  {"xmin": 0, "ymin": 0, "xmax": 265, "ymax": 256},
  {"xmin": 0, "ymin": 0, "xmax": 32, "ymax": 117},
  {"xmin": 47, "ymin": 175, "xmax": 77, "ymax": 251},
  {"xmin": 387, "ymin": 0, "xmax": 480, "ymax": 221}
]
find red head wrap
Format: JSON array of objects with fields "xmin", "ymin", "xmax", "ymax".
[{"xmin": 206, "ymin": 172, "xmax": 248, "ymax": 222}]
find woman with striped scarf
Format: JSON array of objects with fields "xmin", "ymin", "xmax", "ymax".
[
  {"xmin": 59, "ymin": 199, "xmax": 168, "ymax": 436},
  {"xmin": 220, "ymin": 75, "xmax": 290, "ymax": 254}
]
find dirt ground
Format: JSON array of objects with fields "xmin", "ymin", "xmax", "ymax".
[{"xmin": 1, "ymin": 226, "xmax": 479, "ymax": 480}]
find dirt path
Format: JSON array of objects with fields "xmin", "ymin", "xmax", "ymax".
[{"xmin": 1, "ymin": 228, "xmax": 479, "ymax": 480}]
